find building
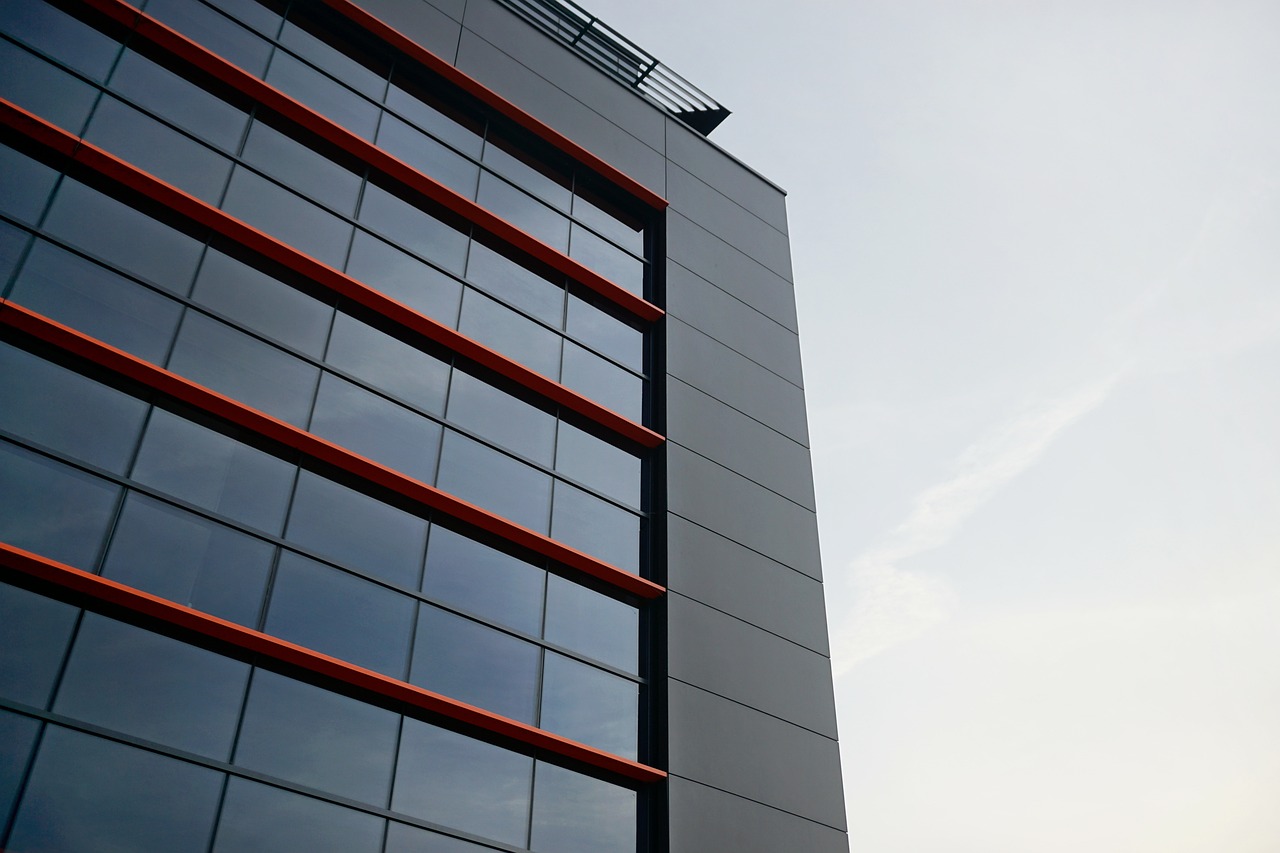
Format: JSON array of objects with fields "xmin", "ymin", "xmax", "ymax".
[{"xmin": 0, "ymin": 0, "xmax": 847, "ymax": 849}]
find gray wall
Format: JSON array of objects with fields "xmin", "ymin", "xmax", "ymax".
[{"xmin": 348, "ymin": 1, "xmax": 848, "ymax": 848}]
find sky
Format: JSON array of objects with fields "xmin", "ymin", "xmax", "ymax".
[{"xmin": 585, "ymin": 1, "xmax": 1280, "ymax": 849}]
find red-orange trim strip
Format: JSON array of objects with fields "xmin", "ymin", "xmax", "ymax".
[
  {"xmin": 0, "ymin": 542, "xmax": 665, "ymax": 782},
  {"xmin": 0, "ymin": 300, "xmax": 665, "ymax": 599},
  {"xmin": 83, "ymin": 0, "xmax": 663, "ymax": 322},
  {"xmin": 0, "ymin": 99, "xmax": 663, "ymax": 450}
]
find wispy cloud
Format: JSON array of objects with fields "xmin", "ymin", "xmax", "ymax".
[{"xmin": 832, "ymin": 372, "xmax": 1124, "ymax": 672}]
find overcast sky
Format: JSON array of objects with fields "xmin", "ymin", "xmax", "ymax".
[{"xmin": 587, "ymin": 0, "xmax": 1280, "ymax": 849}]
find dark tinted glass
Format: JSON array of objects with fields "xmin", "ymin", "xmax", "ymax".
[
  {"xmin": 465, "ymin": 240, "xmax": 565, "ymax": 326},
  {"xmin": 530, "ymin": 761, "xmax": 635, "ymax": 853},
  {"xmin": 130, "ymin": 408, "xmax": 296, "ymax": 534},
  {"xmin": 0, "ymin": 581, "xmax": 78, "ymax": 708},
  {"xmin": 476, "ymin": 173, "xmax": 569, "ymax": 252},
  {"xmin": 554, "ymin": 422, "xmax": 640, "ymax": 508},
  {"xmin": 384, "ymin": 821, "xmax": 498, "ymax": 853},
  {"xmin": 109, "ymin": 48, "xmax": 249, "ymax": 153},
  {"xmin": 101, "ymin": 492, "xmax": 274, "ymax": 626},
  {"xmin": 436, "ymin": 430, "xmax": 552, "ymax": 533},
  {"xmin": 192, "ymin": 0, "xmax": 281, "ymax": 37},
  {"xmin": 53, "ymin": 613, "xmax": 250, "ymax": 759},
  {"xmin": 376, "ymin": 114, "xmax": 479, "ymax": 197},
  {"xmin": 345, "ymin": 231, "xmax": 462, "ymax": 325},
  {"xmin": 544, "ymin": 574, "xmax": 638, "ymax": 673},
  {"xmin": 309, "ymin": 373, "xmax": 441, "ymax": 483},
  {"xmin": 540, "ymin": 652, "xmax": 637, "ymax": 758},
  {"xmin": 410, "ymin": 605, "xmax": 540, "ymax": 723},
  {"xmin": 0, "ymin": 710, "xmax": 40, "ymax": 825},
  {"xmin": 10, "ymin": 240, "xmax": 183, "ymax": 363},
  {"xmin": 385, "ymin": 76, "xmax": 483, "ymax": 158},
  {"xmin": 325, "ymin": 311, "xmax": 450, "ymax": 414},
  {"xmin": 0, "ymin": 0, "xmax": 120, "ymax": 80},
  {"xmin": 0, "ymin": 38, "xmax": 100, "ymax": 134},
  {"xmin": 0, "ymin": 219, "xmax": 30, "ymax": 285},
  {"xmin": 480, "ymin": 140, "xmax": 570, "ymax": 212},
  {"xmin": 191, "ymin": 247, "xmax": 334, "ymax": 357},
  {"xmin": 0, "ymin": 340, "xmax": 148, "ymax": 473},
  {"xmin": 0, "ymin": 143, "xmax": 59, "ymax": 224},
  {"xmin": 568, "ymin": 224, "xmax": 644, "ymax": 295},
  {"xmin": 265, "ymin": 50, "xmax": 379, "ymax": 139},
  {"xmin": 356, "ymin": 183, "xmax": 468, "ymax": 273},
  {"xmin": 422, "ymin": 525, "xmax": 544, "ymax": 636},
  {"xmin": 572, "ymin": 187, "xmax": 645, "ymax": 256},
  {"xmin": 550, "ymin": 482, "xmax": 639, "ymax": 572},
  {"xmin": 84, "ymin": 96, "xmax": 233, "ymax": 203},
  {"xmin": 264, "ymin": 551, "xmax": 415, "ymax": 677},
  {"xmin": 445, "ymin": 370, "xmax": 555, "ymax": 466},
  {"xmin": 566, "ymin": 291, "xmax": 643, "ymax": 371},
  {"xmin": 458, "ymin": 290, "xmax": 562, "ymax": 379},
  {"xmin": 42, "ymin": 178, "xmax": 204, "ymax": 295},
  {"xmin": 9, "ymin": 725, "xmax": 224, "ymax": 853},
  {"xmin": 0, "ymin": 441, "xmax": 121, "ymax": 569},
  {"xmin": 142, "ymin": 0, "xmax": 273, "ymax": 75},
  {"xmin": 221, "ymin": 168, "xmax": 353, "ymax": 269},
  {"xmin": 561, "ymin": 342, "xmax": 642, "ymax": 421},
  {"xmin": 234, "ymin": 668, "xmax": 399, "ymax": 805},
  {"xmin": 213, "ymin": 776, "xmax": 385, "ymax": 853},
  {"xmin": 279, "ymin": 17, "xmax": 387, "ymax": 100},
  {"xmin": 167, "ymin": 311, "xmax": 320, "ymax": 425},
  {"xmin": 285, "ymin": 469, "xmax": 427, "ymax": 588},
  {"xmin": 392, "ymin": 719, "xmax": 532, "ymax": 847},
  {"xmin": 241, "ymin": 118, "xmax": 362, "ymax": 214}
]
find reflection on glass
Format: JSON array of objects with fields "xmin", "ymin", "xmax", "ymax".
[
  {"xmin": 436, "ymin": 430, "xmax": 552, "ymax": 533},
  {"xmin": 213, "ymin": 776, "xmax": 385, "ymax": 853},
  {"xmin": 384, "ymin": 821, "xmax": 499, "ymax": 853},
  {"xmin": 0, "ymin": 582, "xmax": 79, "ymax": 709},
  {"xmin": 446, "ymin": 370, "xmax": 555, "ymax": 466},
  {"xmin": 530, "ymin": 760, "xmax": 635, "ymax": 853},
  {"xmin": 356, "ymin": 182, "xmax": 468, "ymax": 273},
  {"xmin": 309, "ymin": 373, "xmax": 441, "ymax": 484},
  {"xmin": 377, "ymin": 113, "xmax": 480, "ymax": 198},
  {"xmin": 544, "ymin": 574, "xmax": 638, "ymax": 674},
  {"xmin": 561, "ymin": 341, "xmax": 643, "ymax": 422},
  {"xmin": 241, "ymin": 118, "xmax": 362, "ymax": 215},
  {"xmin": 458, "ymin": 290, "xmax": 562, "ymax": 380},
  {"xmin": 109, "ymin": 49, "xmax": 250, "ymax": 153},
  {"xmin": 0, "ymin": 710, "xmax": 40, "ymax": 825},
  {"xmin": 0, "ymin": 39, "xmax": 101, "ymax": 135},
  {"xmin": 385, "ymin": 74, "xmax": 484, "ymax": 159},
  {"xmin": 142, "ymin": 0, "xmax": 274, "ymax": 76},
  {"xmin": 325, "ymin": 311, "xmax": 451, "ymax": 415},
  {"xmin": 0, "ymin": 144, "xmax": 59, "ymax": 224},
  {"xmin": 0, "ymin": 0, "xmax": 121, "ymax": 80},
  {"xmin": 346, "ymin": 231, "xmax": 463, "ymax": 326},
  {"xmin": 539, "ymin": 652, "xmax": 637, "ymax": 758},
  {"xmin": 550, "ymin": 481, "xmax": 639, "ymax": 573},
  {"xmin": 565, "ymin": 291, "xmax": 643, "ymax": 372},
  {"xmin": 568, "ymin": 224, "xmax": 644, "ymax": 296},
  {"xmin": 554, "ymin": 421, "xmax": 641, "ymax": 508},
  {"xmin": 422, "ymin": 525, "xmax": 545, "ymax": 637},
  {"xmin": 465, "ymin": 240, "xmax": 565, "ymax": 326},
  {"xmin": 476, "ymin": 174, "xmax": 569, "ymax": 253},
  {"xmin": 221, "ymin": 168, "xmax": 353, "ymax": 269},
  {"xmin": 264, "ymin": 50, "xmax": 380, "ymax": 139}
]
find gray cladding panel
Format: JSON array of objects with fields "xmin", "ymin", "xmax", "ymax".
[
  {"xmin": 666, "ymin": 515, "xmax": 831, "ymax": 654},
  {"xmin": 667, "ymin": 163, "xmax": 793, "ymax": 282},
  {"xmin": 666, "ymin": 444, "xmax": 821, "ymax": 577},
  {"xmin": 667, "ymin": 777, "xmax": 850, "ymax": 853},
  {"xmin": 349, "ymin": 0, "xmax": 463, "ymax": 58},
  {"xmin": 665, "ymin": 118, "xmax": 790, "ymax": 235},
  {"xmin": 667, "ymin": 680, "xmax": 846, "ymax": 829},
  {"xmin": 666, "ymin": 262, "xmax": 805, "ymax": 387},
  {"xmin": 668, "ymin": 592, "xmax": 838, "ymax": 737},
  {"xmin": 667, "ymin": 378, "xmax": 815, "ymax": 510},
  {"xmin": 667, "ymin": 317, "xmax": 810, "ymax": 446},
  {"xmin": 667, "ymin": 213, "xmax": 798, "ymax": 331},
  {"xmin": 453, "ymin": 31, "xmax": 666, "ymax": 195}
]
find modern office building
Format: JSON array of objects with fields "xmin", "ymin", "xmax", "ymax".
[{"xmin": 0, "ymin": 0, "xmax": 847, "ymax": 849}]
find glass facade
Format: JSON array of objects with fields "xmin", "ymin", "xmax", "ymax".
[{"xmin": 0, "ymin": 0, "xmax": 663, "ymax": 850}]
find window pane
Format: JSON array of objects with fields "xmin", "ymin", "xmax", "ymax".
[
  {"xmin": 309, "ymin": 372, "xmax": 441, "ymax": 484},
  {"xmin": 436, "ymin": 430, "xmax": 552, "ymax": 533},
  {"xmin": 10, "ymin": 239, "xmax": 183, "ymax": 364},
  {"xmin": 264, "ymin": 550, "xmax": 415, "ymax": 678},
  {"xmin": 446, "ymin": 370, "xmax": 555, "ymax": 466},
  {"xmin": 186, "ymin": 0, "xmax": 281, "ymax": 37},
  {"xmin": 0, "ymin": 0, "xmax": 121, "ymax": 80},
  {"xmin": 0, "ymin": 710, "xmax": 40, "ymax": 825},
  {"xmin": 422, "ymin": 525, "xmax": 544, "ymax": 637},
  {"xmin": 568, "ymin": 224, "xmax": 644, "ymax": 296},
  {"xmin": 325, "ymin": 311, "xmax": 450, "ymax": 415},
  {"xmin": 480, "ymin": 140, "xmax": 570, "ymax": 212},
  {"xmin": 566, "ymin": 291, "xmax": 643, "ymax": 372},
  {"xmin": 265, "ymin": 50, "xmax": 379, "ymax": 139},
  {"xmin": 142, "ymin": 0, "xmax": 273, "ymax": 76},
  {"xmin": 530, "ymin": 761, "xmax": 635, "ymax": 853},
  {"xmin": 464, "ymin": 240, "xmax": 565, "ymax": 327},
  {"xmin": 42, "ymin": 178, "xmax": 204, "ymax": 295},
  {"xmin": 385, "ymin": 75, "xmax": 483, "ymax": 159},
  {"xmin": 0, "ymin": 581, "xmax": 79, "ymax": 709},
  {"xmin": 101, "ymin": 492, "xmax": 274, "ymax": 627},
  {"xmin": 0, "ymin": 340, "xmax": 148, "ymax": 473},
  {"xmin": 572, "ymin": 187, "xmax": 644, "ymax": 256},
  {"xmin": 550, "ymin": 482, "xmax": 639, "ymax": 573},
  {"xmin": 53, "ymin": 613, "xmax": 250, "ymax": 759},
  {"xmin": 0, "ymin": 143, "xmax": 59, "ymax": 224},
  {"xmin": 544, "ymin": 574, "xmax": 637, "ymax": 675},
  {"xmin": 377, "ymin": 114, "xmax": 479, "ymax": 198},
  {"xmin": 285, "ymin": 469, "xmax": 426, "ymax": 588},
  {"xmin": 9, "ymin": 726, "xmax": 224, "ymax": 853},
  {"xmin": 0, "ymin": 39, "xmax": 99, "ymax": 134},
  {"xmin": 0, "ymin": 219, "xmax": 30, "ymax": 285},
  {"xmin": 213, "ymin": 777, "xmax": 385, "ymax": 853},
  {"xmin": 476, "ymin": 174, "xmax": 569, "ymax": 253},
  {"xmin": 554, "ymin": 422, "xmax": 640, "ymax": 508},
  {"xmin": 191, "ymin": 246, "xmax": 334, "ymax": 358},
  {"xmin": 0, "ymin": 441, "xmax": 121, "ymax": 569},
  {"xmin": 392, "ymin": 719, "xmax": 532, "ymax": 847},
  {"xmin": 241, "ymin": 118, "xmax": 362, "ymax": 215},
  {"xmin": 410, "ymin": 605, "xmax": 540, "ymax": 724},
  {"xmin": 346, "ymin": 231, "xmax": 462, "ymax": 326},
  {"xmin": 458, "ymin": 290, "xmax": 562, "ymax": 379},
  {"xmin": 356, "ymin": 182, "xmax": 468, "ymax": 274},
  {"xmin": 167, "ymin": 311, "xmax": 321, "ymax": 425},
  {"xmin": 234, "ymin": 668, "xmax": 399, "ymax": 805},
  {"xmin": 385, "ymin": 821, "xmax": 499, "ymax": 853},
  {"xmin": 221, "ymin": 167, "xmax": 353, "ymax": 269},
  {"xmin": 84, "ymin": 96, "xmax": 233, "ymax": 203},
  {"xmin": 540, "ymin": 652, "xmax": 637, "ymax": 758},
  {"xmin": 279, "ymin": 16, "xmax": 388, "ymax": 100},
  {"xmin": 561, "ymin": 342, "xmax": 642, "ymax": 422},
  {"xmin": 130, "ymin": 408, "xmax": 296, "ymax": 534},
  {"xmin": 109, "ymin": 48, "xmax": 249, "ymax": 153}
]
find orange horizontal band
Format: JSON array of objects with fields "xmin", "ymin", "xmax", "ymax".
[
  {"xmin": 0, "ymin": 300, "xmax": 665, "ymax": 599},
  {"xmin": 0, "ymin": 542, "xmax": 665, "ymax": 782},
  {"xmin": 0, "ymin": 99, "xmax": 663, "ymax": 450}
]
